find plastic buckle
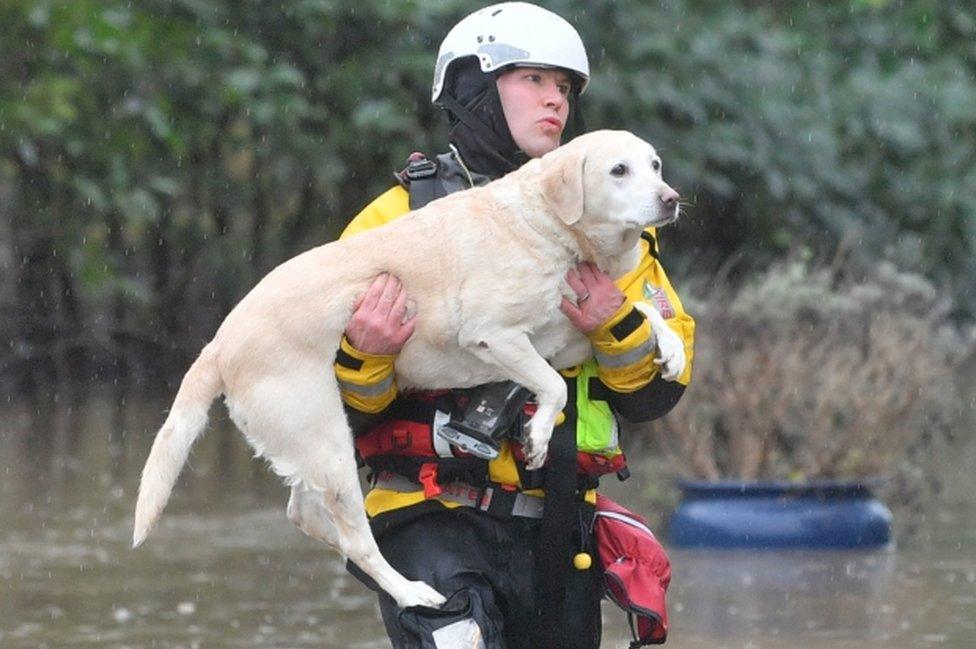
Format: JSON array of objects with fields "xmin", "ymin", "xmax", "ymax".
[
  {"xmin": 418, "ymin": 462, "xmax": 443, "ymax": 499},
  {"xmin": 405, "ymin": 158, "xmax": 437, "ymax": 181}
]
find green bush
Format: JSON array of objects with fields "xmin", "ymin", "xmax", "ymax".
[
  {"xmin": 1, "ymin": 0, "xmax": 974, "ymax": 387},
  {"xmin": 582, "ymin": 0, "xmax": 976, "ymax": 302}
]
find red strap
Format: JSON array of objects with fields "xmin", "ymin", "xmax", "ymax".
[
  {"xmin": 355, "ymin": 420, "xmax": 434, "ymax": 459},
  {"xmin": 577, "ymin": 451, "xmax": 627, "ymax": 476},
  {"xmin": 418, "ymin": 463, "xmax": 443, "ymax": 499},
  {"xmin": 411, "ymin": 389, "xmax": 450, "ymax": 402}
]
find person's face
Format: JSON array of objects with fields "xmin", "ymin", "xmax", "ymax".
[{"xmin": 496, "ymin": 67, "xmax": 572, "ymax": 159}]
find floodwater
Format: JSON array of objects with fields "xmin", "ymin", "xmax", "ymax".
[{"xmin": 1, "ymin": 390, "xmax": 974, "ymax": 648}]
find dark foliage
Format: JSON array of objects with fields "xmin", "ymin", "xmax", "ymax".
[{"xmin": 1, "ymin": 0, "xmax": 973, "ymax": 389}]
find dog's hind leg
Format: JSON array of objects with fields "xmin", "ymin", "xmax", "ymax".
[
  {"xmin": 248, "ymin": 369, "xmax": 446, "ymax": 610},
  {"xmin": 287, "ymin": 482, "xmax": 340, "ymax": 549},
  {"xmin": 300, "ymin": 435, "xmax": 446, "ymax": 609}
]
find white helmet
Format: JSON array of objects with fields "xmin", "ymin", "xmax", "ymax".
[{"xmin": 431, "ymin": 2, "xmax": 590, "ymax": 105}]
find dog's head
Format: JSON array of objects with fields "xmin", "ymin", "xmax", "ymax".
[{"xmin": 537, "ymin": 130, "xmax": 680, "ymax": 257}]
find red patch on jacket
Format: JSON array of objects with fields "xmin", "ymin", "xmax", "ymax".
[{"xmin": 642, "ymin": 281, "xmax": 675, "ymax": 320}]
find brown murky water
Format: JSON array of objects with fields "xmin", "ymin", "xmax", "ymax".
[{"xmin": 1, "ymin": 389, "xmax": 974, "ymax": 648}]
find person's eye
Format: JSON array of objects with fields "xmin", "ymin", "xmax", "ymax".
[
  {"xmin": 558, "ymin": 84, "xmax": 571, "ymax": 96},
  {"xmin": 610, "ymin": 163, "xmax": 629, "ymax": 177},
  {"xmin": 525, "ymin": 73, "xmax": 541, "ymax": 83}
]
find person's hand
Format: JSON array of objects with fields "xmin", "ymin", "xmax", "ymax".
[
  {"xmin": 560, "ymin": 262, "xmax": 625, "ymax": 334},
  {"xmin": 345, "ymin": 273, "xmax": 416, "ymax": 355}
]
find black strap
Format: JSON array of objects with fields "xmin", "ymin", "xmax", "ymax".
[
  {"xmin": 627, "ymin": 611, "xmax": 645, "ymax": 648},
  {"xmin": 399, "ymin": 154, "xmax": 448, "ymax": 211},
  {"xmin": 439, "ymin": 92, "xmax": 520, "ymax": 175},
  {"xmin": 535, "ymin": 380, "xmax": 579, "ymax": 648},
  {"xmin": 364, "ymin": 456, "xmax": 488, "ymax": 487},
  {"xmin": 641, "ymin": 230, "xmax": 660, "ymax": 260},
  {"xmin": 610, "ymin": 306, "xmax": 647, "ymax": 341},
  {"xmin": 409, "ymin": 178, "xmax": 437, "ymax": 210},
  {"xmin": 334, "ymin": 345, "xmax": 364, "ymax": 371}
]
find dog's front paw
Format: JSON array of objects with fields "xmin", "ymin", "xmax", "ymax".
[
  {"xmin": 524, "ymin": 444, "xmax": 548, "ymax": 471},
  {"xmin": 522, "ymin": 418, "xmax": 552, "ymax": 470},
  {"xmin": 654, "ymin": 325, "xmax": 686, "ymax": 382},
  {"xmin": 633, "ymin": 300, "xmax": 686, "ymax": 381}
]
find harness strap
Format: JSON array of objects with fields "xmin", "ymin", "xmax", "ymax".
[
  {"xmin": 408, "ymin": 167, "xmax": 445, "ymax": 211},
  {"xmin": 397, "ymin": 152, "xmax": 448, "ymax": 211},
  {"xmin": 373, "ymin": 473, "xmax": 545, "ymax": 519},
  {"xmin": 536, "ymin": 379, "xmax": 580, "ymax": 648}
]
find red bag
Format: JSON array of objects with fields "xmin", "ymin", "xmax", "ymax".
[{"xmin": 594, "ymin": 494, "xmax": 671, "ymax": 645}]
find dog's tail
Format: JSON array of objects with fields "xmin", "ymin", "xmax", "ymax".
[{"xmin": 132, "ymin": 342, "xmax": 223, "ymax": 548}]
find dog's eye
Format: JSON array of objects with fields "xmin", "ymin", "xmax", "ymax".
[
  {"xmin": 652, "ymin": 160, "xmax": 661, "ymax": 172},
  {"xmin": 610, "ymin": 163, "xmax": 628, "ymax": 177}
]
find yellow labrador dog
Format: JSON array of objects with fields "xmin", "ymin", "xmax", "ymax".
[{"xmin": 133, "ymin": 129, "xmax": 686, "ymax": 610}]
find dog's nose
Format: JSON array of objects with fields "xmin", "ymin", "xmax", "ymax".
[{"xmin": 660, "ymin": 188, "xmax": 680, "ymax": 210}]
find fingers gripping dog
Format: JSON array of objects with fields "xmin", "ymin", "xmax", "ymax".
[{"xmin": 132, "ymin": 130, "xmax": 684, "ymax": 609}]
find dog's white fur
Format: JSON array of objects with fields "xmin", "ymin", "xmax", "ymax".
[{"xmin": 132, "ymin": 130, "xmax": 686, "ymax": 610}]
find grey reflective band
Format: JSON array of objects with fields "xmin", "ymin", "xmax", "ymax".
[
  {"xmin": 593, "ymin": 340, "xmax": 656, "ymax": 368},
  {"xmin": 337, "ymin": 375, "xmax": 394, "ymax": 397},
  {"xmin": 477, "ymin": 43, "xmax": 531, "ymax": 70}
]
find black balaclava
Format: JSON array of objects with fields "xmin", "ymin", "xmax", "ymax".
[
  {"xmin": 439, "ymin": 58, "xmax": 583, "ymax": 180},
  {"xmin": 441, "ymin": 58, "xmax": 525, "ymax": 179}
]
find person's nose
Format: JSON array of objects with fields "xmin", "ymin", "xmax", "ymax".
[{"xmin": 543, "ymin": 82, "xmax": 566, "ymax": 110}]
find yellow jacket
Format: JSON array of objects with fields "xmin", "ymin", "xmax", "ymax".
[{"xmin": 335, "ymin": 184, "xmax": 695, "ymax": 517}]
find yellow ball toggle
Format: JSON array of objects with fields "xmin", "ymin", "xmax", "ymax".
[{"xmin": 573, "ymin": 552, "xmax": 593, "ymax": 570}]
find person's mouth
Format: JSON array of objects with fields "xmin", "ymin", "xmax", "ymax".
[{"xmin": 539, "ymin": 117, "xmax": 563, "ymax": 130}]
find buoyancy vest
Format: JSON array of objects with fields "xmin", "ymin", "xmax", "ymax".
[
  {"xmin": 342, "ymin": 151, "xmax": 683, "ymax": 649},
  {"xmin": 349, "ymin": 153, "xmax": 626, "ymax": 499},
  {"xmin": 352, "ymin": 384, "xmax": 627, "ymax": 497},
  {"xmin": 343, "ymin": 151, "xmax": 694, "ymax": 518}
]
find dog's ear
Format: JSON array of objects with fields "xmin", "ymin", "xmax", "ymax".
[{"xmin": 539, "ymin": 149, "xmax": 586, "ymax": 226}]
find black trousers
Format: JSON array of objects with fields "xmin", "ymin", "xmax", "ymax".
[{"xmin": 361, "ymin": 507, "xmax": 603, "ymax": 649}]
